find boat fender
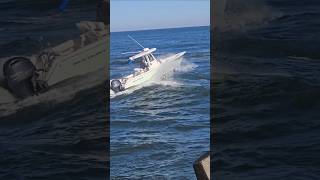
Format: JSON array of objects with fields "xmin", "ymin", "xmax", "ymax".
[{"xmin": 110, "ymin": 79, "xmax": 124, "ymax": 93}]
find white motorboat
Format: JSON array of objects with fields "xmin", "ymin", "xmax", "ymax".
[
  {"xmin": 0, "ymin": 21, "xmax": 108, "ymax": 99},
  {"xmin": 110, "ymin": 37, "xmax": 185, "ymax": 96}
]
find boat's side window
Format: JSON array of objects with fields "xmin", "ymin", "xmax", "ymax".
[
  {"xmin": 142, "ymin": 56, "xmax": 148, "ymax": 63},
  {"xmin": 147, "ymin": 54, "xmax": 154, "ymax": 61},
  {"xmin": 151, "ymin": 54, "xmax": 156, "ymax": 61}
]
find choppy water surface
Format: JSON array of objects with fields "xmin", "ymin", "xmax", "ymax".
[
  {"xmin": 110, "ymin": 26, "xmax": 210, "ymax": 179},
  {"xmin": 0, "ymin": 1, "xmax": 108, "ymax": 179},
  {"xmin": 214, "ymin": 0, "xmax": 320, "ymax": 179}
]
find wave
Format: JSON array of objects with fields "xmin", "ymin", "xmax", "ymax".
[
  {"xmin": 215, "ymin": 0, "xmax": 281, "ymax": 32},
  {"xmin": 0, "ymin": 37, "xmax": 42, "ymax": 58}
]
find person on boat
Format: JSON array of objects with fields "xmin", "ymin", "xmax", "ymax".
[{"xmin": 140, "ymin": 57, "xmax": 150, "ymax": 70}]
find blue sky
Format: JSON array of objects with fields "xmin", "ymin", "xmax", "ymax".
[{"xmin": 111, "ymin": 0, "xmax": 210, "ymax": 32}]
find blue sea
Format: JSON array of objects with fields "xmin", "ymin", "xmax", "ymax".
[
  {"xmin": 110, "ymin": 26, "xmax": 210, "ymax": 179},
  {"xmin": 213, "ymin": 0, "xmax": 320, "ymax": 179}
]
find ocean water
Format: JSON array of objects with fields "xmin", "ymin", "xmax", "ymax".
[
  {"xmin": 110, "ymin": 26, "xmax": 210, "ymax": 179},
  {"xmin": 0, "ymin": 1, "xmax": 108, "ymax": 179},
  {"xmin": 213, "ymin": 0, "xmax": 320, "ymax": 179}
]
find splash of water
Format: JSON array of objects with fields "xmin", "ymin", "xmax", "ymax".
[{"xmin": 175, "ymin": 60, "xmax": 198, "ymax": 73}]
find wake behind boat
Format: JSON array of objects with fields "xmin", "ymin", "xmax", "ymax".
[
  {"xmin": 110, "ymin": 37, "xmax": 185, "ymax": 96},
  {"xmin": 0, "ymin": 21, "xmax": 107, "ymax": 100}
]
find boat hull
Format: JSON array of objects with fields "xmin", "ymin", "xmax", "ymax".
[
  {"xmin": 47, "ymin": 36, "xmax": 108, "ymax": 86},
  {"xmin": 110, "ymin": 51, "xmax": 185, "ymax": 96}
]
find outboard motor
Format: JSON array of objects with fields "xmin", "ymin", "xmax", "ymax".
[
  {"xmin": 110, "ymin": 79, "xmax": 124, "ymax": 93},
  {"xmin": 3, "ymin": 57, "xmax": 42, "ymax": 99}
]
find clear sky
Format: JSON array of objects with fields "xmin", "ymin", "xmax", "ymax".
[{"xmin": 111, "ymin": 0, "xmax": 210, "ymax": 32}]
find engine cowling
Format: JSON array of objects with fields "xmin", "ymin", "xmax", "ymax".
[
  {"xmin": 3, "ymin": 57, "xmax": 36, "ymax": 98},
  {"xmin": 110, "ymin": 79, "xmax": 124, "ymax": 93}
]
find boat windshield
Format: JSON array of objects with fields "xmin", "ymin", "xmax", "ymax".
[{"xmin": 146, "ymin": 54, "xmax": 155, "ymax": 61}]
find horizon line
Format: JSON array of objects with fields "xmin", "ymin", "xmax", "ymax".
[{"xmin": 110, "ymin": 24, "xmax": 210, "ymax": 33}]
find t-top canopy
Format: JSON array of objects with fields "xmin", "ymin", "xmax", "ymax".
[{"xmin": 129, "ymin": 48, "xmax": 156, "ymax": 61}]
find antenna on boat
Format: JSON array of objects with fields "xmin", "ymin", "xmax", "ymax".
[{"xmin": 128, "ymin": 35, "xmax": 145, "ymax": 49}]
